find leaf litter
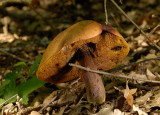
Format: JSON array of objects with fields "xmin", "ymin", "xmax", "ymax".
[{"xmin": 0, "ymin": 0, "xmax": 160, "ymax": 114}]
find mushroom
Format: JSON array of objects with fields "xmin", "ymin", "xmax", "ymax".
[{"xmin": 36, "ymin": 20, "xmax": 130, "ymax": 104}]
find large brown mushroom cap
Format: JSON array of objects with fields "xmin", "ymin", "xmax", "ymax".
[
  {"xmin": 36, "ymin": 20, "xmax": 102, "ymax": 83},
  {"xmin": 36, "ymin": 20, "xmax": 130, "ymax": 84}
]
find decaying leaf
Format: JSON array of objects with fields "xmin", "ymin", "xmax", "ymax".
[
  {"xmin": 93, "ymin": 108, "xmax": 114, "ymax": 115},
  {"xmin": 126, "ymin": 88, "xmax": 137, "ymax": 107},
  {"xmin": 42, "ymin": 82, "xmax": 85, "ymax": 111},
  {"xmin": 2, "ymin": 103, "xmax": 16, "ymax": 115},
  {"xmin": 29, "ymin": 111, "xmax": 41, "ymax": 115},
  {"xmin": 114, "ymin": 80, "xmax": 137, "ymax": 107},
  {"xmin": 94, "ymin": 108, "xmax": 129, "ymax": 115},
  {"xmin": 146, "ymin": 89, "xmax": 160, "ymax": 110},
  {"xmin": 57, "ymin": 106, "xmax": 67, "ymax": 115},
  {"xmin": 135, "ymin": 91, "xmax": 153, "ymax": 105},
  {"xmin": 133, "ymin": 105, "xmax": 147, "ymax": 115},
  {"xmin": 129, "ymin": 72, "xmax": 147, "ymax": 84},
  {"xmin": 146, "ymin": 69, "xmax": 156, "ymax": 80}
]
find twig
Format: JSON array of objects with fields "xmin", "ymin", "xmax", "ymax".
[
  {"xmin": 0, "ymin": 48, "xmax": 33, "ymax": 65},
  {"xmin": 107, "ymin": 57, "xmax": 160, "ymax": 72},
  {"xmin": 69, "ymin": 63, "xmax": 160, "ymax": 84},
  {"xmin": 110, "ymin": 0, "xmax": 160, "ymax": 51},
  {"xmin": 0, "ymin": 94, "xmax": 18, "ymax": 107},
  {"xmin": 39, "ymin": 96, "xmax": 57, "ymax": 112},
  {"xmin": 150, "ymin": 24, "xmax": 160, "ymax": 34},
  {"xmin": 21, "ymin": 100, "xmax": 73, "ymax": 114},
  {"xmin": 39, "ymin": 79, "xmax": 82, "ymax": 112},
  {"xmin": 104, "ymin": 0, "xmax": 109, "ymax": 24}
]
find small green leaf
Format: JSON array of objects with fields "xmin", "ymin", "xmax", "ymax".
[
  {"xmin": 0, "ymin": 55, "xmax": 44, "ymax": 105},
  {"xmin": 16, "ymin": 75, "xmax": 45, "ymax": 104},
  {"xmin": 14, "ymin": 62, "xmax": 27, "ymax": 68},
  {"xmin": 3, "ymin": 72, "xmax": 18, "ymax": 99},
  {"xmin": 28, "ymin": 55, "xmax": 42, "ymax": 77}
]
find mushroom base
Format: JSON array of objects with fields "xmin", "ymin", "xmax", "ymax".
[{"xmin": 79, "ymin": 47, "xmax": 106, "ymax": 104}]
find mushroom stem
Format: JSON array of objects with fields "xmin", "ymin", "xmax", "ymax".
[{"xmin": 79, "ymin": 46, "xmax": 106, "ymax": 104}]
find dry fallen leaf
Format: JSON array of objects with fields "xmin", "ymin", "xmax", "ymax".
[
  {"xmin": 113, "ymin": 109, "xmax": 126, "ymax": 115},
  {"xmin": 2, "ymin": 103, "xmax": 16, "ymax": 115},
  {"xmin": 146, "ymin": 89, "xmax": 160, "ymax": 110},
  {"xmin": 126, "ymin": 88, "xmax": 137, "ymax": 107},
  {"xmin": 146, "ymin": 69, "xmax": 156, "ymax": 80},
  {"xmin": 133, "ymin": 105, "xmax": 147, "ymax": 115},
  {"xmin": 93, "ymin": 108, "xmax": 114, "ymax": 115},
  {"xmin": 114, "ymin": 80, "xmax": 137, "ymax": 107},
  {"xmin": 135, "ymin": 91, "xmax": 153, "ymax": 105},
  {"xmin": 29, "ymin": 111, "xmax": 41, "ymax": 115},
  {"xmin": 129, "ymin": 72, "xmax": 147, "ymax": 84},
  {"xmin": 94, "ymin": 108, "xmax": 129, "ymax": 115}
]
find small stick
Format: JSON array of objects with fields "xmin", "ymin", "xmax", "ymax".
[
  {"xmin": 108, "ymin": 57, "xmax": 160, "ymax": 72},
  {"xmin": 69, "ymin": 63, "xmax": 160, "ymax": 84},
  {"xmin": 0, "ymin": 48, "xmax": 33, "ymax": 65},
  {"xmin": 110, "ymin": 0, "xmax": 160, "ymax": 51},
  {"xmin": 39, "ymin": 96, "xmax": 57, "ymax": 112},
  {"xmin": 0, "ymin": 94, "xmax": 18, "ymax": 107},
  {"xmin": 104, "ymin": 0, "xmax": 109, "ymax": 24},
  {"xmin": 150, "ymin": 24, "xmax": 160, "ymax": 34}
]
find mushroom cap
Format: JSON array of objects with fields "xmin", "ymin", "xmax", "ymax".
[
  {"xmin": 93, "ymin": 25, "xmax": 130, "ymax": 70},
  {"xmin": 36, "ymin": 20, "xmax": 130, "ymax": 84},
  {"xmin": 36, "ymin": 20, "xmax": 102, "ymax": 83}
]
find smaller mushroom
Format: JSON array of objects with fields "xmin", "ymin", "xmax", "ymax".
[{"xmin": 36, "ymin": 20, "xmax": 130, "ymax": 104}]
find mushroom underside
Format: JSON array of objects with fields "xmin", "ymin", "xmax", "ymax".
[{"xmin": 77, "ymin": 44, "xmax": 106, "ymax": 104}]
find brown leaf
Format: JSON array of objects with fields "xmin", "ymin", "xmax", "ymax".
[
  {"xmin": 126, "ymin": 93, "xmax": 134, "ymax": 107},
  {"xmin": 115, "ymin": 80, "xmax": 137, "ymax": 107}
]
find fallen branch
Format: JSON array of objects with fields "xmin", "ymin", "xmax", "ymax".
[
  {"xmin": 107, "ymin": 57, "xmax": 160, "ymax": 72},
  {"xmin": 110, "ymin": 0, "xmax": 160, "ymax": 50},
  {"xmin": 150, "ymin": 24, "xmax": 160, "ymax": 34},
  {"xmin": 69, "ymin": 63, "xmax": 160, "ymax": 84},
  {"xmin": 104, "ymin": 0, "xmax": 109, "ymax": 24},
  {"xmin": 39, "ymin": 96, "xmax": 57, "ymax": 112}
]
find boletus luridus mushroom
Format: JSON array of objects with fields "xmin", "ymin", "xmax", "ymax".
[{"xmin": 36, "ymin": 20, "xmax": 130, "ymax": 104}]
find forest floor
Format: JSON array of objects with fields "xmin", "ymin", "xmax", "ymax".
[{"xmin": 0, "ymin": 0, "xmax": 160, "ymax": 114}]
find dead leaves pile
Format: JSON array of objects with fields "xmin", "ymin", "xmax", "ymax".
[{"xmin": 0, "ymin": 0, "xmax": 160, "ymax": 115}]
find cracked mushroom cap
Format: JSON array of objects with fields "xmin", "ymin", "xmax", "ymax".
[{"xmin": 36, "ymin": 20, "xmax": 130, "ymax": 84}]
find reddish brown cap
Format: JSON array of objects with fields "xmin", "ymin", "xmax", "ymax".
[{"xmin": 36, "ymin": 20, "xmax": 130, "ymax": 84}]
